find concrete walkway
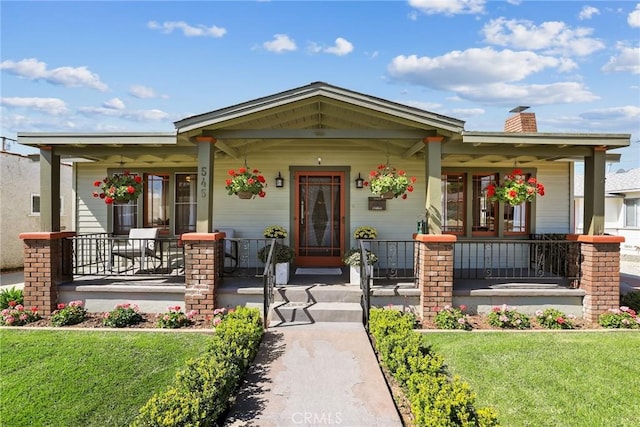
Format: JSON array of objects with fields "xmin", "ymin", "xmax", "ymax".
[{"xmin": 224, "ymin": 322, "xmax": 403, "ymax": 427}]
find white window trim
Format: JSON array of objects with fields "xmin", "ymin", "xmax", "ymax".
[{"xmin": 30, "ymin": 193, "xmax": 64, "ymax": 216}]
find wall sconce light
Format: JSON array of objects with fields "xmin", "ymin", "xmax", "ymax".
[
  {"xmin": 317, "ymin": 157, "xmax": 322, "ymax": 165},
  {"xmin": 355, "ymin": 173, "xmax": 364, "ymax": 189},
  {"xmin": 275, "ymin": 172, "xmax": 284, "ymax": 188}
]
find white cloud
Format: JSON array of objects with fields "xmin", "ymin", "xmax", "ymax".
[
  {"xmin": 387, "ymin": 48, "xmax": 596, "ymax": 105},
  {"xmin": 78, "ymin": 106, "xmax": 170, "ymax": 122},
  {"xmin": 602, "ymin": 44, "xmax": 640, "ymax": 74},
  {"xmin": 579, "ymin": 6, "xmax": 599, "ymax": 20},
  {"xmin": 0, "ymin": 97, "xmax": 69, "ymax": 115},
  {"xmin": 388, "ymin": 48, "xmax": 575, "ymax": 87},
  {"xmin": 580, "ymin": 105, "xmax": 640, "ymax": 124},
  {"xmin": 309, "ymin": 37, "xmax": 354, "ymax": 56},
  {"xmin": 451, "ymin": 108, "xmax": 486, "ymax": 117},
  {"xmin": 482, "ymin": 18, "xmax": 605, "ymax": 56},
  {"xmin": 628, "ymin": 4, "xmax": 640, "ymax": 27},
  {"xmin": 103, "ymin": 98, "xmax": 125, "ymax": 110},
  {"xmin": 129, "ymin": 85, "xmax": 162, "ymax": 99},
  {"xmin": 408, "ymin": 0, "xmax": 485, "ymax": 16},
  {"xmin": 324, "ymin": 38, "xmax": 354, "ymax": 56},
  {"xmin": 0, "ymin": 58, "xmax": 108, "ymax": 91},
  {"xmin": 263, "ymin": 34, "xmax": 297, "ymax": 53},
  {"xmin": 147, "ymin": 21, "xmax": 226, "ymax": 37}
]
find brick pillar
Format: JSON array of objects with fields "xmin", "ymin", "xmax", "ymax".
[
  {"xmin": 19, "ymin": 232, "xmax": 76, "ymax": 315},
  {"xmin": 415, "ymin": 234, "xmax": 457, "ymax": 326},
  {"xmin": 576, "ymin": 235, "xmax": 624, "ymax": 324},
  {"xmin": 181, "ymin": 232, "xmax": 224, "ymax": 316}
]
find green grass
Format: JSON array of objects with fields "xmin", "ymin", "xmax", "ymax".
[
  {"xmin": 1, "ymin": 330, "xmax": 211, "ymax": 427},
  {"xmin": 425, "ymin": 331, "xmax": 640, "ymax": 427}
]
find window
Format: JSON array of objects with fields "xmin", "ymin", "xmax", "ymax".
[
  {"xmin": 442, "ymin": 173, "xmax": 464, "ymax": 234},
  {"xmin": 625, "ymin": 199, "xmax": 639, "ymax": 227},
  {"xmin": 113, "ymin": 202, "xmax": 137, "ymax": 235},
  {"xmin": 175, "ymin": 173, "xmax": 197, "ymax": 235},
  {"xmin": 30, "ymin": 194, "xmax": 63, "ymax": 215},
  {"xmin": 472, "ymin": 174, "xmax": 497, "ymax": 235},
  {"xmin": 441, "ymin": 171, "xmax": 533, "ymax": 237},
  {"xmin": 144, "ymin": 174, "xmax": 170, "ymax": 233}
]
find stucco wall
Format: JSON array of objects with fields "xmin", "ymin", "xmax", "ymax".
[{"xmin": 0, "ymin": 152, "xmax": 73, "ymax": 270}]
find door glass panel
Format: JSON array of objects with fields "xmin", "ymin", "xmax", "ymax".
[{"xmin": 298, "ymin": 175, "xmax": 341, "ymax": 258}]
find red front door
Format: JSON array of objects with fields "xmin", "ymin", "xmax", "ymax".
[{"xmin": 294, "ymin": 171, "xmax": 345, "ymax": 267}]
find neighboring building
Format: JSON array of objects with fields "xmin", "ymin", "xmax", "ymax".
[
  {"xmin": 0, "ymin": 151, "xmax": 72, "ymax": 270},
  {"xmin": 575, "ymin": 168, "xmax": 640, "ymax": 258}
]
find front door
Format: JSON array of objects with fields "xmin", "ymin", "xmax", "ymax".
[{"xmin": 294, "ymin": 171, "xmax": 345, "ymax": 267}]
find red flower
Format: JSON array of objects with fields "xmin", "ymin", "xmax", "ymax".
[
  {"xmin": 247, "ymin": 178, "xmax": 255, "ymax": 185},
  {"xmin": 364, "ymin": 181, "xmax": 369, "ymax": 187},
  {"xmin": 228, "ymin": 169, "xmax": 236, "ymax": 176},
  {"xmin": 407, "ymin": 185, "xmax": 414, "ymax": 193},
  {"xmin": 258, "ymin": 191, "xmax": 266, "ymax": 198},
  {"xmin": 398, "ymin": 170, "xmax": 406, "ymax": 176},
  {"xmin": 410, "ymin": 176, "xmax": 417, "ymax": 183},
  {"xmin": 126, "ymin": 186, "xmax": 136, "ymax": 194},
  {"xmin": 257, "ymin": 175, "xmax": 266, "ymax": 183},
  {"xmin": 556, "ymin": 317, "xmax": 565, "ymax": 324},
  {"xmin": 460, "ymin": 304, "xmax": 467, "ymax": 311},
  {"xmin": 123, "ymin": 170, "xmax": 130, "ymax": 176},
  {"xmin": 134, "ymin": 176, "xmax": 142, "ymax": 183},
  {"xmin": 487, "ymin": 184, "xmax": 496, "ymax": 197},
  {"xmin": 8, "ymin": 301, "xmax": 16, "ymax": 308},
  {"xmin": 513, "ymin": 169, "xmax": 523, "ymax": 175},
  {"xmin": 93, "ymin": 180, "xmax": 102, "ymax": 187},
  {"xmin": 238, "ymin": 167, "xmax": 246, "ymax": 174},
  {"xmin": 508, "ymin": 190, "xmax": 517, "ymax": 198},
  {"xmin": 31, "ymin": 306, "xmax": 39, "ymax": 313},
  {"xmin": 225, "ymin": 179, "xmax": 232, "ymax": 186},
  {"xmin": 402, "ymin": 194, "xmax": 407, "ymax": 199},
  {"xmin": 492, "ymin": 306, "xmax": 501, "ymax": 312},
  {"xmin": 105, "ymin": 197, "xmax": 114, "ymax": 204},
  {"xmin": 253, "ymin": 169, "xmax": 259, "ymax": 174},
  {"xmin": 57, "ymin": 303, "xmax": 66, "ymax": 310},
  {"xmin": 100, "ymin": 193, "xmax": 106, "ymax": 199},
  {"xmin": 370, "ymin": 170, "xmax": 377, "ymax": 177}
]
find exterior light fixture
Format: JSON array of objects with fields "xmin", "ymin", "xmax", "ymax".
[
  {"xmin": 275, "ymin": 172, "xmax": 284, "ymax": 188},
  {"xmin": 355, "ymin": 173, "xmax": 364, "ymax": 189}
]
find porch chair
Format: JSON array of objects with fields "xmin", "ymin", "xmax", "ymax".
[
  {"xmin": 110, "ymin": 228, "xmax": 160, "ymax": 273},
  {"xmin": 216, "ymin": 228, "xmax": 238, "ymax": 273}
]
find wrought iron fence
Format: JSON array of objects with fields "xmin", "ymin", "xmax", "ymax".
[
  {"xmin": 453, "ymin": 238, "xmax": 581, "ymax": 282},
  {"xmin": 68, "ymin": 233, "xmax": 184, "ymax": 277},
  {"xmin": 261, "ymin": 239, "xmax": 276, "ymax": 328},
  {"xmin": 365, "ymin": 239, "xmax": 419, "ymax": 281},
  {"xmin": 223, "ymin": 238, "xmax": 277, "ymax": 277}
]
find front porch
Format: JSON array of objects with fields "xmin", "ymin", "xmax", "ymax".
[{"xmin": 38, "ymin": 233, "xmax": 602, "ymax": 324}]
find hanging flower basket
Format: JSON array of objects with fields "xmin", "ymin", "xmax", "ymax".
[
  {"xmin": 225, "ymin": 167, "xmax": 266, "ymax": 199},
  {"xmin": 92, "ymin": 171, "xmax": 143, "ymax": 205},
  {"xmin": 487, "ymin": 169, "xmax": 545, "ymax": 206},
  {"xmin": 365, "ymin": 164, "xmax": 417, "ymax": 200}
]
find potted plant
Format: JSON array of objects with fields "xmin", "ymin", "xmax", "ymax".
[
  {"xmin": 258, "ymin": 242, "xmax": 295, "ymax": 285},
  {"xmin": 263, "ymin": 225, "xmax": 288, "ymax": 239},
  {"xmin": 225, "ymin": 167, "xmax": 266, "ymax": 199},
  {"xmin": 365, "ymin": 164, "xmax": 417, "ymax": 199},
  {"xmin": 343, "ymin": 247, "xmax": 377, "ymax": 284},
  {"xmin": 487, "ymin": 169, "xmax": 545, "ymax": 206},
  {"xmin": 92, "ymin": 171, "xmax": 143, "ymax": 205},
  {"xmin": 353, "ymin": 226, "xmax": 377, "ymax": 240}
]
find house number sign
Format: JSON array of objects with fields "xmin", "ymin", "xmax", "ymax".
[{"xmin": 200, "ymin": 166, "xmax": 208, "ymax": 198}]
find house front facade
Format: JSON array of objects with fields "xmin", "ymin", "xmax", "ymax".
[{"xmin": 16, "ymin": 82, "xmax": 631, "ymax": 322}]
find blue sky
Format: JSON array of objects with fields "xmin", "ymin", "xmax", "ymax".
[{"xmin": 1, "ymin": 0, "xmax": 639, "ymax": 170}]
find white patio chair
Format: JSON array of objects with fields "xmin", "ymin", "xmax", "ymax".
[{"xmin": 110, "ymin": 228, "xmax": 160, "ymax": 273}]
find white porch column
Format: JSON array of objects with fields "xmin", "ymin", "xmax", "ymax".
[
  {"xmin": 424, "ymin": 136, "xmax": 444, "ymax": 234},
  {"xmin": 195, "ymin": 136, "xmax": 216, "ymax": 233}
]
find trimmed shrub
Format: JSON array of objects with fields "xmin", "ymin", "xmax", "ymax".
[
  {"xmin": 487, "ymin": 305, "xmax": 530, "ymax": 329},
  {"xmin": 51, "ymin": 301, "xmax": 87, "ymax": 327},
  {"xmin": 132, "ymin": 306, "xmax": 264, "ymax": 427},
  {"xmin": 535, "ymin": 308, "xmax": 575, "ymax": 330},
  {"xmin": 369, "ymin": 307, "xmax": 499, "ymax": 426},
  {"xmin": 598, "ymin": 306, "xmax": 640, "ymax": 329}
]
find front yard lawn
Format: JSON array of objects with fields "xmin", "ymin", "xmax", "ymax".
[
  {"xmin": 1, "ymin": 329, "xmax": 211, "ymax": 426},
  {"xmin": 425, "ymin": 331, "xmax": 640, "ymax": 427}
]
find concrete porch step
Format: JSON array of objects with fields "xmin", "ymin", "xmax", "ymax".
[
  {"xmin": 274, "ymin": 284, "xmax": 362, "ymax": 303},
  {"xmin": 269, "ymin": 301, "xmax": 363, "ymax": 326}
]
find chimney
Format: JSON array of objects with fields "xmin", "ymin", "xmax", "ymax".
[{"xmin": 504, "ymin": 106, "xmax": 537, "ymax": 132}]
